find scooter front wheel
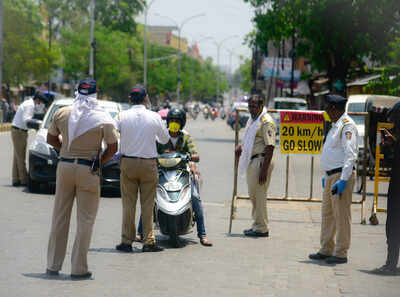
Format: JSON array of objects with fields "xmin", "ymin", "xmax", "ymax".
[{"xmin": 167, "ymin": 216, "xmax": 180, "ymax": 248}]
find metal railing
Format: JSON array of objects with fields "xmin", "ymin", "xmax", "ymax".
[{"xmin": 229, "ymin": 109, "xmax": 370, "ymax": 233}]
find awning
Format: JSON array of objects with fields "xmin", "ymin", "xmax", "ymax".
[{"xmin": 347, "ymin": 74, "xmax": 381, "ymax": 87}]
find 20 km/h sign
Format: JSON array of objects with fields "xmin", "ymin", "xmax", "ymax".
[{"xmin": 280, "ymin": 111, "xmax": 324, "ymax": 154}]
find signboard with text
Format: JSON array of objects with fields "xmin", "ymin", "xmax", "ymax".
[{"xmin": 280, "ymin": 111, "xmax": 324, "ymax": 154}]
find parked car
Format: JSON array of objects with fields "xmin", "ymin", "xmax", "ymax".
[
  {"xmin": 27, "ymin": 98, "xmax": 121, "ymax": 194},
  {"xmin": 270, "ymin": 97, "xmax": 308, "ymax": 136},
  {"xmin": 227, "ymin": 102, "xmax": 250, "ymax": 130}
]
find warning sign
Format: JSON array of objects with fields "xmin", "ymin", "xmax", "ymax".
[{"xmin": 280, "ymin": 111, "xmax": 324, "ymax": 154}]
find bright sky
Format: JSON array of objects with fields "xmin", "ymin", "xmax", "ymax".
[{"xmin": 136, "ymin": 0, "xmax": 255, "ymax": 72}]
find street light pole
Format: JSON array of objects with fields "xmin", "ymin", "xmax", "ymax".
[
  {"xmin": 89, "ymin": 0, "xmax": 95, "ymax": 78},
  {"xmin": 214, "ymin": 35, "xmax": 238, "ymax": 100},
  {"xmin": 138, "ymin": 0, "xmax": 155, "ymax": 88},
  {"xmin": 155, "ymin": 13, "xmax": 205, "ymax": 101},
  {"xmin": 0, "ymin": 0, "xmax": 3, "ymax": 99}
]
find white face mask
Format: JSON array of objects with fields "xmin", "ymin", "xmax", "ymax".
[{"xmin": 34, "ymin": 103, "xmax": 45, "ymax": 113}]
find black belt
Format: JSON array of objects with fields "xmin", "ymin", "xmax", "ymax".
[
  {"xmin": 121, "ymin": 155, "xmax": 156, "ymax": 160},
  {"xmin": 251, "ymin": 153, "xmax": 265, "ymax": 160},
  {"xmin": 12, "ymin": 126, "xmax": 27, "ymax": 132},
  {"xmin": 326, "ymin": 167, "xmax": 342, "ymax": 176},
  {"xmin": 60, "ymin": 158, "xmax": 92, "ymax": 166}
]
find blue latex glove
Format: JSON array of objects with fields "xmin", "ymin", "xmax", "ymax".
[
  {"xmin": 322, "ymin": 176, "xmax": 326, "ymax": 189},
  {"xmin": 112, "ymin": 152, "xmax": 121, "ymax": 162},
  {"xmin": 331, "ymin": 179, "xmax": 347, "ymax": 195}
]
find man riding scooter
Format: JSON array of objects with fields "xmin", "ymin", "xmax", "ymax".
[{"xmin": 138, "ymin": 107, "xmax": 213, "ymax": 247}]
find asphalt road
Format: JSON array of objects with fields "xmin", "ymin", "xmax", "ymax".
[{"xmin": 0, "ymin": 116, "xmax": 396, "ymax": 297}]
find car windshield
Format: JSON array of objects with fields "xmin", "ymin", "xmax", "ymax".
[
  {"xmin": 44, "ymin": 104, "xmax": 118, "ymax": 129},
  {"xmin": 347, "ymin": 103, "xmax": 365, "ymax": 126},
  {"xmin": 44, "ymin": 104, "xmax": 67, "ymax": 129},
  {"xmin": 275, "ymin": 102, "xmax": 307, "ymax": 110}
]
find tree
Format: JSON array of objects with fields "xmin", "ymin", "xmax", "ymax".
[
  {"xmin": 245, "ymin": 0, "xmax": 400, "ymax": 94},
  {"xmin": 233, "ymin": 58, "xmax": 252, "ymax": 93},
  {"xmin": 364, "ymin": 38, "xmax": 400, "ymax": 96},
  {"xmin": 3, "ymin": 0, "xmax": 56, "ymax": 85}
]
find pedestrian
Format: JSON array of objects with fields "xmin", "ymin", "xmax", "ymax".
[
  {"xmin": 11, "ymin": 91, "xmax": 49, "ymax": 187},
  {"xmin": 371, "ymin": 102, "xmax": 400, "ymax": 275},
  {"xmin": 235, "ymin": 93, "xmax": 276, "ymax": 237},
  {"xmin": 115, "ymin": 85, "xmax": 169, "ymax": 253},
  {"xmin": 137, "ymin": 107, "xmax": 213, "ymax": 247},
  {"xmin": 1, "ymin": 98, "xmax": 9, "ymax": 123},
  {"xmin": 309, "ymin": 94, "xmax": 358, "ymax": 264},
  {"xmin": 45, "ymin": 78, "xmax": 118, "ymax": 279}
]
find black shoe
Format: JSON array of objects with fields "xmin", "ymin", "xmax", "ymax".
[
  {"xmin": 46, "ymin": 269, "xmax": 59, "ymax": 276},
  {"xmin": 309, "ymin": 252, "xmax": 330, "ymax": 260},
  {"xmin": 71, "ymin": 271, "xmax": 92, "ymax": 280},
  {"xmin": 142, "ymin": 244, "xmax": 164, "ymax": 252},
  {"xmin": 325, "ymin": 256, "xmax": 348, "ymax": 264},
  {"xmin": 12, "ymin": 181, "xmax": 20, "ymax": 187},
  {"xmin": 116, "ymin": 243, "xmax": 133, "ymax": 252},
  {"xmin": 370, "ymin": 265, "xmax": 398, "ymax": 276},
  {"xmin": 243, "ymin": 229, "xmax": 269, "ymax": 237}
]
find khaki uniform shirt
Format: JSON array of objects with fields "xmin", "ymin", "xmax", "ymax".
[
  {"xmin": 251, "ymin": 113, "xmax": 276, "ymax": 156},
  {"xmin": 48, "ymin": 106, "xmax": 119, "ymax": 159}
]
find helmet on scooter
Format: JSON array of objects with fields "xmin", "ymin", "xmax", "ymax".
[{"xmin": 167, "ymin": 107, "xmax": 186, "ymax": 129}]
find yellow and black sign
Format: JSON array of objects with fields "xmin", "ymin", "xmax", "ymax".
[{"xmin": 280, "ymin": 111, "xmax": 324, "ymax": 154}]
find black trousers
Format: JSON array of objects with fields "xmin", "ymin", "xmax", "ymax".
[{"xmin": 385, "ymin": 192, "xmax": 400, "ymax": 268}]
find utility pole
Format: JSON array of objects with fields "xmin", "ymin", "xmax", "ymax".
[
  {"xmin": 89, "ymin": 0, "xmax": 95, "ymax": 79},
  {"xmin": 138, "ymin": 0, "xmax": 155, "ymax": 88},
  {"xmin": 0, "ymin": 0, "xmax": 3, "ymax": 99},
  {"xmin": 290, "ymin": 34, "xmax": 296, "ymax": 97}
]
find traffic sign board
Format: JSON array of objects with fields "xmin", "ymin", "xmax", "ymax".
[{"xmin": 280, "ymin": 110, "xmax": 324, "ymax": 154}]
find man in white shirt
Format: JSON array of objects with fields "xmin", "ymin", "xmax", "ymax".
[
  {"xmin": 309, "ymin": 94, "xmax": 358, "ymax": 264},
  {"xmin": 116, "ymin": 85, "xmax": 170, "ymax": 253},
  {"xmin": 11, "ymin": 91, "xmax": 49, "ymax": 186}
]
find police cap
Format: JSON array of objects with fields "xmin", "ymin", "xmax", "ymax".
[
  {"xmin": 78, "ymin": 78, "xmax": 97, "ymax": 95},
  {"xmin": 325, "ymin": 94, "xmax": 347, "ymax": 104},
  {"xmin": 33, "ymin": 91, "xmax": 50, "ymax": 105},
  {"xmin": 129, "ymin": 85, "xmax": 147, "ymax": 103}
]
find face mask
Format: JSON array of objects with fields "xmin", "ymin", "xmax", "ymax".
[{"xmin": 169, "ymin": 122, "xmax": 181, "ymax": 133}]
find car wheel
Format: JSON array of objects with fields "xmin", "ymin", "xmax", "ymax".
[{"xmin": 28, "ymin": 175, "xmax": 41, "ymax": 193}]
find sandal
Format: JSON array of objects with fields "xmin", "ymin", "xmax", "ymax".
[{"xmin": 200, "ymin": 237, "xmax": 213, "ymax": 247}]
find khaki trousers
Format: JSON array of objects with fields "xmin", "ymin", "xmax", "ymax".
[
  {"xmin": 319, "ymin": 172, "xmax": 354, "ymax": 258},
  {"xmin": 247, "ymin": 158, "xmax": 274, "ymax": 233},
  {"xmin": 47, "ymin": 161, "xmax": 100, "ymax": 275},
  {"xmin": 120, "ymin": 158, "xmax": 158, "ymax": 246},
  {"xmin": 11, "ymin": 128, "xmax": 28, "ymax": 184}
]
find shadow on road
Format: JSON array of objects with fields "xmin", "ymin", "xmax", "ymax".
[
  {"xmin": 298, "ymin": 259, "xmax": 338, "ymax": 267},
  {"xmin": 22, "ymin": 272, "xmax": 72, "ymax": 281},
  {"xmin": 89, "ymin": 247, "xmax": 142, "ymax": 254}
]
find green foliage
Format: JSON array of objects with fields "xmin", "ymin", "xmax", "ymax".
[
  {"xmin": 364, "ymin": 39, "xmax": 400, "ymax": 97},
  {"xmin": 2, "ymin": 0, "xmax": 227, "ymax": 100},
  {"xmin": 3, "ymin": 0, "xmax": 57, "ymax": 84},
  {"xmin": 235, "ymin": 58, "xmax": 252, "ymax": 93},
  {"xmin": 245, "ymin": 0, "xmax": 400, "ymax": 91}
]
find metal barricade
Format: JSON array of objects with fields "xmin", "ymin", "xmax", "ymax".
[{"xmin": 229, "ymin": 109, "xmax": 370, "ymax": 234}]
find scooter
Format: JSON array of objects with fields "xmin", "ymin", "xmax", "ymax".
[{"xmin": 155, "ymin": 152, "xmax": 194, "ymax": 247}]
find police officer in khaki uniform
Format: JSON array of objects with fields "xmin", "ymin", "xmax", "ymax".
[
  {"xmin": 115, "ymin": 85, "xmax": 169, "ymax": 253},
  {"xmin": 235, "ymin": 93, "xmax": 276, "ymax": 237},
  {"xmin": 45, "ymin": 79, "xmax": 118, "ymax": 279},
  {"xmin": 11, "ymin": 91, "xmax": 49, "ymax": 186},
  {"xmin": 309, "ymin": 94, "xmax": 358, "ymax": 264}
]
